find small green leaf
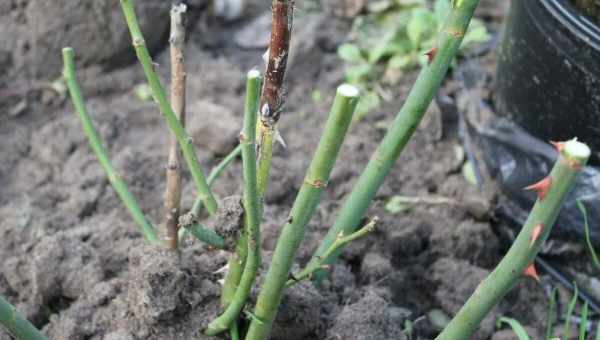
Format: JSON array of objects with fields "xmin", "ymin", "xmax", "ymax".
[
  {"xmin": 496, "ymin": 317, "xmax": 531, "ymax": 340},
  {"xmin": 461, "ymin": 161, "xmax": 478, "ymax": 186},
  {"xmin": 345, "ymin": 63, "xmax": 373, "ymax": 84},
  {"xmin": 451, "ymin": 0, "xmax": 464, "ymax": 8},
  {"xmin": 407, "ymin": 8, "xmax": 434, "ymax": 49},
  {"xmin": 311, "ymin": 90, "xmax": 323, "ymax": 104},
  {"xmin": 353, "ymin": 90, "xmax": 381, "ymax": 121},
  {"xmin": 368, "ymin": 30, "xmax": 402, "ymax": 64},
  {"xmin": 461, "ymin": 19, "xmax": 491, "ymax": 49},
  {"xmin": 338, "ymin": 44, "xmax": 364, "ymax": 63},
  {"xmin": 396, "ymin": 0, "xmax": 425, "ymax": 6},
  {"xmin": 434, "ymin": 0, "xmax": 451, "ymax": 24},
  {"xmin": 388, "ymin": 54, "xmax": 414, "ymax": 69},
  {"xmin": 385, "ymin": 195, "xmax": 414, "ymax": 214},
  {"xmin": 367, "ymin": 0, "xmax": 393, "ymax": 13},
  {"xmin": 427, "ymin": 309, "xmax": 450, "ymax": 331},
  {"xmin": 134, "ymin": 83, "xmax": 153, "ymax": 102}
]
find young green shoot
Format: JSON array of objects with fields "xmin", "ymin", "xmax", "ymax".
[
  {"xmin": 119, "ymin": 0, "xmax": 218, "ymax": 215},
  {"xmin": 62, "ymin": 47, "xmax": 159, "ymax": 245},
  {"xmin": 288, "ymin": 217, "xmax": 378, "ymax": 287},
  {"xmin": 308, "ymin": 0, "xmax": 482, "ymax": 284},
  {"xmin": 205, "ymin": 69, "xmax": 262, "ymax": 335},
  {"xmin": 245, "ymin": 83, "xmax": 360, "ymax": 340}
]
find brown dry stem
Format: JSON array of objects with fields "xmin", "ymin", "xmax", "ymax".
[
  {"xmin": 259, "ymin": 0, "xmax": 293, "ymax": 126},
  {"xmin": 164, "ymin": 3, "xmax": 187, "ymax": 249}
]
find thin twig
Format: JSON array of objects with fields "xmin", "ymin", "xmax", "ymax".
[
  {"xmin": 120, "ymin": 0, "xmax": 218, "ymax": 215},
  {"xmin": 178, "ymin": 144, "xmax": 242, "ymax": 244},
  {"xmin": 62, "ymin": 48, "xmax": 159, "ymax": 244},
  {"xmin": 164, "ymin": 3, "xmax": 187, "ymax": 249},
  {"xmin": 286, "ymin": 217, "xmax": 378, "ymax": 287}
]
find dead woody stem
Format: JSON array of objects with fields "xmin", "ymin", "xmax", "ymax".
[
  {"xmin": 260, "ymin": 0, "xmax": 292, "ymax": 126},
  {"xmin": 164, "ymin": 3, "xmax": 187, "ymax": 249},
  {"xmin": 256, "ymin": 0, "xmax": 294, "ymax": 206}
]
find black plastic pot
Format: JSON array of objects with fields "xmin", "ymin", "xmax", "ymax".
[{"xmin": 495, "ymin": 0, "xmax": 600, "ymax": 162}]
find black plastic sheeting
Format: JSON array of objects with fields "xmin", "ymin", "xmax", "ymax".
[{"xmin": 472, "ymin": 117, "xmax": 600, "ymax": 247}]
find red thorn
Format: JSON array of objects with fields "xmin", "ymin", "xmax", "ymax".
[
  {"xmin": 530, "ymin": 223, "xmax": 544, "ymax": 246},
  {"xmin": 550, "ymin": 141, "xmax": 565, "ymax": 152},
  {"xmin": 523, "ymin": 264, "xmax": 540, "ymax": 282},
  {"xmin": 425, "ymin": 48, "xmax": 438, "ymax": 64},
  {"xmin": 524, "ymin": 176, "xmax": 552, "ymax": 200}
]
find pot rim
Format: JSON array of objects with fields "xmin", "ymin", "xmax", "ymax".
[{"xmin": 537, "ymin": 0, "xmax": 600, "ymax": 51}]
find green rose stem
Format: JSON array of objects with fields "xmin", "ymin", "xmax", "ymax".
[
  {"xmin": 308, "ymin": 0, "xmax": 481, "ymax": 283},
  {"xmin": 0, "ymin": 296, "xmax": 47, "ymax": 340},
  {"xmin": 244, "ymin": 84, "xmax": 360, "ymax": 340},
  {"xmin": 119, "ymin": 0, "xmax": 218, "ymax": 215},
  {"xmin": 205, "ymin": 70, "xmax": 262, "ymax": 335},
  {"xmin": 62, "ymin": 48, "xmax": 159, "ymax": 244},
  {"xmin": 436, "ymin": 139, "xmax": 590, "ymax": 340}
]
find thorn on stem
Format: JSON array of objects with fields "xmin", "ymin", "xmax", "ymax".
[
  {"xmin": 523, "ymin": 176, "xmax": 552, "ymax": 200},
  {"xmin": 425, "ymin": 48, "xmax": 438, "ymax": 64},
  {"xmin": 523, "ymin": 263, "xmax": 540, "ymax": 282},
  {"xmin": 550, "ymin": 141, "xmax": 565, "ymax": 152},
  {"xmin": 530, "ymin": 223, "xmax": 544, "ymax": 247}
]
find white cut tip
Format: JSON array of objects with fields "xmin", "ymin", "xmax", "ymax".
[
  {"xmin": 564, "ymin": 139, "xmax": 591, "ymax": 160},
  {"xmin": 247, "ymin": 69, "xmax": 261, "ymax": 79},
  {"xmin": 171, "ymin": 3, "xmax": 187, "ymax": 14},
  {"xmin": 338, "ymin": 84, "xmax": 360, "ymax": 98}
]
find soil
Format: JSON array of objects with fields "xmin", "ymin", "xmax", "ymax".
[{"xmin": 0, "ymin": 1, "xmax": 594, "ymax": 340}]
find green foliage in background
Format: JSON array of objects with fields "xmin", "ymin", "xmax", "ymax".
[
  {"xmin": 495, "ymin": 282, "xmax": 600, "ymax": 340},
  {"xmin": 337, "ymin": 0, "xmax": 489, "ymax": 119}
]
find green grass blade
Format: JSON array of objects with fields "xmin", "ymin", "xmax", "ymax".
[
  {"xmin": 546, "ymin": 287, "xmax": 558, "ymax": 340},
  {"xmin": 577, "ymin": 200, "xmax": 600, "ymax": 271},
  {"xmin": 565, "ymin": 283, "xmax": 579, "ymax": 340},
  {"xmin": 496, "ymin": 316, "xmax": 531, "ymax": 340},
  {"xmin": 579, "ymin": 301, "xmax": 589, "ymax": 340}
]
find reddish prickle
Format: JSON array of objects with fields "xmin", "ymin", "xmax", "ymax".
[
  {"xmin": 550, "ymin": 141, "xmax": 565, "ymax": 152},
  {"xmin": 523, "ymin": 263, "xmax": 540, "ymax": 282},
  {"xmin": 524, "ymin": 176, "xmax": 552, "ymax": 200},
  {"xmin": 529, "ymin": 223, "xmax": 543, "ymax": 247},
  {"xmin": 425, "ymin": 48, "xmax": 438, "ymax": 64}
]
